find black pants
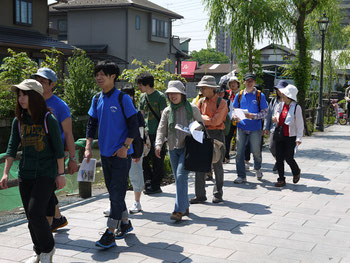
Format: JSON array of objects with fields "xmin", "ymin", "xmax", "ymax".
[
  {"xmin": 275, "ymin": 136, "xmax": 301, "ymax": 182},
  {"xmin": 19, "ymin": 176, "xmax": 55, "ymax": 254},
  {"xmin": 143, "ymin": 134, "xmax": 166, "ymax": 190},
  {"xmin": 46, "ymin": 188, "xmax": 58, "ymax": 217},
  {"xmin": 225, "ymin": 124, "xmax": 236, "ymax": 159}
]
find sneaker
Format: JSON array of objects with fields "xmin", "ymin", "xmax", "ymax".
[
  {"xmin": 189, "ymin": 196, "xmax": 207, "ymax": 204},
  {"xmin": 103, "ymin": 208, "xmax": 110, "ymax": 217},
  {"xmin": 51, "ymin": 216, "xmax": 68, "ymax": 232},
  {"xmin": 143, "ymin": 187, "xmax": 162, "ymax": 195},
  {"xmin": 129, "ymin": 201, "xmax": 142, "ymax": 214},
  {"xmin": 39, "ymin": 247, "xmax": 55, "ymax": 263},
  {"xmin": 245, "ymin": 161, "xmax": 250, "ymax": 171},
  {"xmin": 205, "ymin": 172, "xmax": 213, "ymax": 181},
  {"xmin": 96, "ymin": 229, "xmax": 116, "ymax": 248},
  {"xmin": 255, "ymin": 170, "xmax": 263, "ymax": 180},
  {"xmin": 234, "ymin": 177, "xmax": 247, "ymax": 184},
  {"xmin": 293, "ymin": 173, "xmax": 301, "ymax": 184},
  {"xmin": 275, "ymin": 180, "xmax": 286, "ymax": 187},
  {"xmin": 212, "ymin": 196, "xmax": 224, "ymax": 203},
  {"xmin": 115, "ymin": 220, "xmax": 133, "ymax": 239},
  {"xmin": 170, "ymin": 212, "xmax": 184, "ymax": 221},
  {"xmin": 224, "ymin": 157, "xmax": 230, "ymax": 164},
  {"xmin": 25, "ymin": 253, "xmax": 40, "ymax": 263}
]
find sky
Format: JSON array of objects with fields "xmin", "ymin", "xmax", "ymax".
[{"xmin": 48, "ymin": 0, "xmax": 294, "ymax": 52}]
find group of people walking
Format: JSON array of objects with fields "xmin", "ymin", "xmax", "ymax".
[{"xmin": 0, "ymin": 60, "xmax": 304, "ymax": 262}]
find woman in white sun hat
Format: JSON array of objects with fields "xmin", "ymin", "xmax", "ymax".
[
  {"xmin": 155, "ymin": 80, "xmax": 203, "ymax": 222},
  {"xmin": 272, "ymin": 84, "xmax": 303, "ymax": 187}
]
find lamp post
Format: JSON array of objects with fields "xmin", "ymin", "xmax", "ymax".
[{"xmin": 316, "ymin": 13, "xmax": 329, "ymax": 132}]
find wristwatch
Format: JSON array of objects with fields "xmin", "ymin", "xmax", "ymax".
[{"xmin": 123, "ymin": 143, "xmax": 130, "ymax": 149}]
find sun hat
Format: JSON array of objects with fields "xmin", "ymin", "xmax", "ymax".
[
  {"xmin": 274, "ymin": 80, "xmax": 289, "ymax": 89},
  {"xmin": 243, "ymin": 72, "xmax": 256, "ymax": 81},
  {"xmin": 226, "ymin": 76, "xmax": 240, "ymax": 89},
  {"xmin": 280, "ymin": 84, "xmax": 298, "ymax": 101},
  {"xmin": 11, "ymin": 79, "xmax": 43, "ymax": 96},
  {"xmin": 31, "ymin": 68, "xmax": 58, "ymax": 83},
  {"xmin": 197, "ymin": 75, "xmax": 219, "ymax": 88},
  {"xmin": 165, "ymin": 80, "xmax": 186, "ymax": 95}
]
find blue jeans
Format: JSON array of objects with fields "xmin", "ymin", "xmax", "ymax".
[
  {"xmin": 101, "ymin": 155, "xmax": 131, "ymax": 229},
  {"xmin": 169, "ymin": 148, "xmax": 189, "ymax": 213},
  {"xmin": 236, "ymin": 128, "xmax": 262, "ymax": 178}
]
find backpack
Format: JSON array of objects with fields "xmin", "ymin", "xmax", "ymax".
[
  {"xmin": 237, "ymin": 89, "xmax": 261, "ymax": 112},
  {"xmin": 93, "ymin": 91, "xmax": 143, "ymax": 158},
  {"xmin": 199, "ymin": 97, "xmax": 231, "ymax": 136}
]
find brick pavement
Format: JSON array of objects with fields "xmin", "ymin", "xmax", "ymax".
[{"xmin": 1, "ymin": 125, "xmax": 350, "ymax": 262}]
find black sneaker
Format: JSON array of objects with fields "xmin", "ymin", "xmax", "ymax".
[
  {"xmin": 51, "ymin": 216, "xmax": 68, "ymax": 232},
  {"xmin": 143, "ymin": 187, "xmax": 162, "ymax": 195},
  {"xmin": 189, "ymin": 197, "xmax": 207, "ymax": 204},
  {"xmin": 212, "ymin": 196, "xmax": 224, "ymax": 203},
  {"xmin": 115, "ymin": 220, "xmax": 133, "ymax": 239},
  {"xmin": 95, "ymin": 229, "xmax": 116, "ymax": 248}
]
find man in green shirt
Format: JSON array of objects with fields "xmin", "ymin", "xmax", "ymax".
[{"xmin": 137, "ymin": 73, "xmax": 167, "ymax": 194}]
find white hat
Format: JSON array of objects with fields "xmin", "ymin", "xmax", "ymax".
[
  {"xmin": 197, "ymin": 75, "xmax": 218, "ymax": 88},
  {"xmin": 226, "ymin": 76, "xmax": 240, "ymax": 89},
  {"xmin": 280, "ymin": 84, "xmax": 298, "ymax": 101},
  {"xmin": 165, "ymin": 80, "xmax": 186, "ymax": 95},
  {"xmin": 11, "ymin": 79, "xmax": 43, "ymax": 96}
]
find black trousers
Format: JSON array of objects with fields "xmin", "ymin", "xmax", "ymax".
[
  {"xmin": 19, "ymin": 176, "xmax": 55, "ymax": 254},
  {"xmin": 275, "ymin": 136, "xmax": 301, "ymax": 182},
  {"xmin": 225, "ymin": 124, "xmax": 236, "ymax": 159},
  {"xmin": 142, "ymin": 134, "xmax": 166, "ymax": 190}
]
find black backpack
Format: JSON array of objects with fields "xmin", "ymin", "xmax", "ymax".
[{"xmin": 93, "ymin": 91, "xmax": 143, "ymax": 158}]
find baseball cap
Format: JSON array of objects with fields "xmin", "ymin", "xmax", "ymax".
[
  {"xmin": 11, "ymin": 79, "xmax": 43, "ymax": 96},
  {"xmin": 32, "ymin": 68, "xmax": 57, "ymax": 82}
]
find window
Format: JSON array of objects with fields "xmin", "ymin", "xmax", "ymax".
[
  {"xmin": 135, "ymin": 15, "xmax": 140, "ymax": 30},
  {"xmin": 151, "ymin": 18, "xmax": 169, "ymax": 38},
  {"xmin": 14, "ymin": 0, "xmax": 32, "ymax": 26},
  {"xmin": 58, "ymin": 20, "xmax": 67, "ymax": 40}
]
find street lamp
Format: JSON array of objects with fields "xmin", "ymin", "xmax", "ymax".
[{"xmin": 316, "ymin": 13, "xmax": 329, "ymax": 132}]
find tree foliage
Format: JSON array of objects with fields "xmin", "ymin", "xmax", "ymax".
[
  {"xmin": 204, "ymin": 0, "xmax": 289, "ymax": 72},
  {"xmin": 188, "ymin": 48, "xmax": 229, "ymax": 66},
  {"xmin": 119, "ymin": 59, "xmax": 185, "ymax": 102},
  {"xmin": 63, "ymin": 49, "xmax": 99, "ymax": 116}
]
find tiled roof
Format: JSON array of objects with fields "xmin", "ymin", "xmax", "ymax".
[
  {"xmin": 0, "ymin": 26, "xmax": 74, "ymax": 52},
  {"xmin": 53, "ymin": 0, "xmax": 183, "ymax": 19}
]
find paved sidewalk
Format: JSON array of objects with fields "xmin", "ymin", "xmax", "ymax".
[{"xmin": 1, "ymin": 125, "xmax": 350, "ymax": 263}]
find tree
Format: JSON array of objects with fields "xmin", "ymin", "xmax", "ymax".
[
  {"xmin": 189, "ymin": 48, "xmax": 229, "ymax": 66},
  {"xmin": 204, "ymin": 0, "xmax": 289, "ymax": 72},
  {"xmin": 40, "ymin": 48, "xmax": 64, "ymax": 92},
  {"xmin": 63, "ymin": 49, "xmax": 98, "ymax": 116}
]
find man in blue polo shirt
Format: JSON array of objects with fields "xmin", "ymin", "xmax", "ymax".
[
  {"xmin": 85, "ymin": 60, "xmax": 138, "ymax": 249},
  {"xmin": 232, "ymin": 72, "xmax": 268, "ymax": 183}
]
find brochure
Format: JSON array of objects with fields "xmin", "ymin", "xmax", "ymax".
[{"xmin": 77, "ymin": 158, "xmax": 97, "ymax": 182}]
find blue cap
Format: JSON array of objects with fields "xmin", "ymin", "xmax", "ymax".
[
  {"xmin": 274, "ymin": 80, "xmax": 289, "ymax": 89},
  {"xmin": 32, "ymin": 68, "xmax": 57, "ymax": 83}
]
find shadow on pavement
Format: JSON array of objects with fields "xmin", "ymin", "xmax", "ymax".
[{"xmin": 295, "ymin": 149, "xmax": 349, "ymax": 161}]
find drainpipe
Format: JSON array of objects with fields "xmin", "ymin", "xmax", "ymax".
[{"xmin": 125, "ymin": 9, "xmax": 129, "ymax": 69}]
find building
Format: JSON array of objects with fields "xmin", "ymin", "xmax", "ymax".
[
  {"xmin": 49, "ymin": 0, "xmax": 187, "ymax": 72},
  {"xmin": 0, "ymin": 0, "xmax": 73, "ymax": 63}
]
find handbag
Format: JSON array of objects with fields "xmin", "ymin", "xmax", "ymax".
[
  {"xmin": 273, "ymin": 125, "xmax": 285, "ymax": 142},
  {"xmin": 184, "ymin": 127, "xmax": 213, "ymax": 173}
]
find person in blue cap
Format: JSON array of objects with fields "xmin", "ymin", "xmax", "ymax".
[
  {"xmin": 232, "ymin": 72, "xmax": 268, "ymax": 184},
  {"xmin": 264, "ymin": 80, "xmax": 289, "ymax": 172},
  {"xmin": 32, "ymin": 67, "xmax": 78, "ymax": 232}
]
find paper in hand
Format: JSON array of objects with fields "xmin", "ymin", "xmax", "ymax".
[{"xmin": 78, "ymin": 158, "xmax": 97, "ymax": 182}]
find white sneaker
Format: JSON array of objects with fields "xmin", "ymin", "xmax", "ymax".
[
  {"xmin": 234, "ymin": 177, "xmax": 247, "ymax": 184},
  {"xmin": 129, "ymin": 201, "xmax": 142, "ymax": 214},
  {"xmin": 255, "ymin": 169, "xmax": 263, "ymax": 180},
  {"xmin": 103, "ymin": 208, "xmax": 110, "ymax": 217},
  {"xmin": 245, "ymin": 161, "xmax": 250, "ymax": 171},
  {"xmin": 39, "ymin": 247, "xmax": 55, "ymax": 263},
  {"xmin": 25, "ymin": 254, "xmax": 39, "ymax": 263}
]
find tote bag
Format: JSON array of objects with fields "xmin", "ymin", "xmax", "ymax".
[{"xmin": 184, "ymin": 130, "xmax": 213, "ymax": 173}]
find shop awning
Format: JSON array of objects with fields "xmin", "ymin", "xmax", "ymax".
[{"xmin": 176, "ymin": 61, "xmax": 197, "ymax": 78}]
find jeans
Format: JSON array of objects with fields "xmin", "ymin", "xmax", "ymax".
[
  {"xmin": 195, "ymin": 130, "xmax": 225, "ymax": 199},
  {"xmin": 129, "ymin": 155, "xmax": 144, "ymax": 192},
  {"xmin": 19, "ymin": 176, "xmax": 56, "ymax": 254},
  {"xmin": 143, "ymin": 134, "xmax": 166, "ymax": 190},
  {"xmin": 169, "ymin": 148, "xmax": 189, "ymax": 213},
  {"xmin": 236, "ymin": 128, "xmax": 262, "ymax": 178},
  {"xmin": 101, "ymin": 155, "xmax": 131, "ymax": 229},
  {"xmin": 275, "ymin": 136, "xmax": 301, "ymax": 181}
]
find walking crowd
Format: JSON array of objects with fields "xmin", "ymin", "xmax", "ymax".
[{"xmin": 0, "ymin": 60, "xmax": 304, "ymax": 262}]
